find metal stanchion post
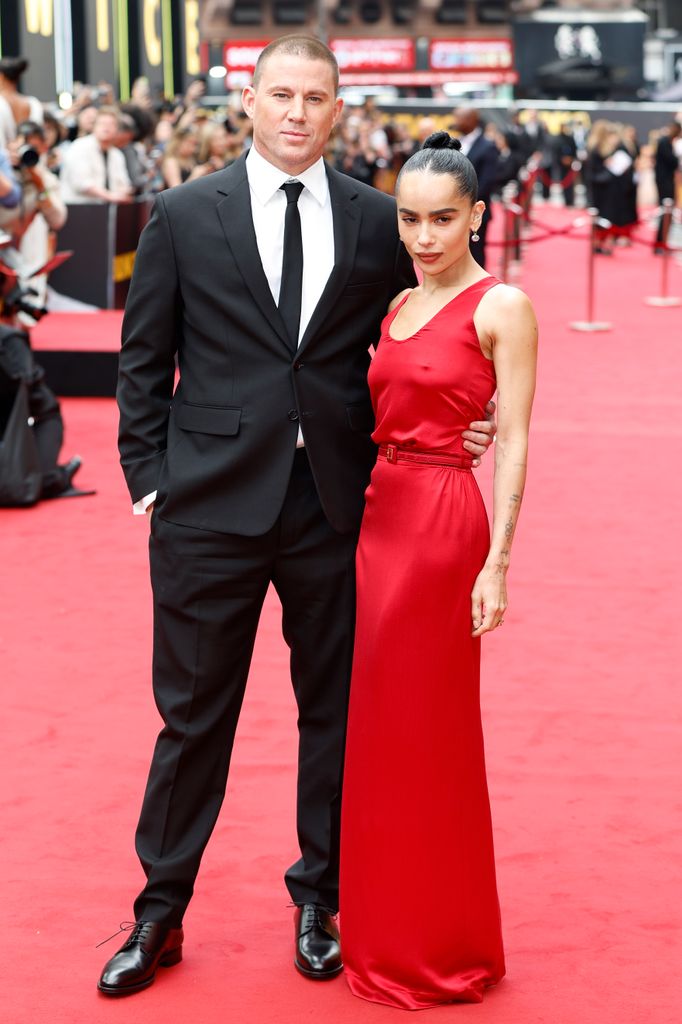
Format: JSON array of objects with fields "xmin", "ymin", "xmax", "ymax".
[
  {"xmin": 512, "ymin": 185, "xmax": 522, "ymax": 262},
  {"xmin": 499, "ymin": 192, "xmax": 511, "ymax": 283},
  {"xmin": 645, "ymin": 199, "xmax": 681, "ymax": 307},
  {"xmin": 570, "ymin": 208, "xmax": 612, "ymax": 332}
]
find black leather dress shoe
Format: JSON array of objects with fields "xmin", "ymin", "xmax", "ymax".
[
  {"xmin": 97, "ymin": 921, "xmax": 184, "ymax": 996},
  {"xmin": 63, "ymin": 456, "xmax": 82, "ymax": 484},
  {"xmin": 294, "ymin": 904, "xmax": 343, "ymax": 980}
]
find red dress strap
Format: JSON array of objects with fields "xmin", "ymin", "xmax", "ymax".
[{"xmin": 382, "ymin": 290, "xmax": 412, "ymax": 330}]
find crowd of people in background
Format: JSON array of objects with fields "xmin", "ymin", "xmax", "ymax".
[{"xmin": 1, "ymin": 52, "xmax": 682, "ymax": 275}]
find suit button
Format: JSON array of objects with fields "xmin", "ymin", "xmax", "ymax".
[
  {"xmin": 288, "ymin": 409, "xmax": 299, "ymax": 421},
  {"xmin": 293, "ymin": 361, "xmax": 304, "ymax": 371}
]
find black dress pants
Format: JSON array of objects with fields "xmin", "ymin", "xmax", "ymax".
[{"xmin": 134, "ymin": 449, "xmax": 359, "ymax": 926}]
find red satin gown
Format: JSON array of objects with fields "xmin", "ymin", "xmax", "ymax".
[{"xmin": 339, "ymin": 276, "xmax": 506, "ymax": 1009}]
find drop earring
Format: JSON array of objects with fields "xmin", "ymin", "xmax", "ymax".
[{"xmin": 471, "ymin": 230, "xmax": 480, "ymax": 242}]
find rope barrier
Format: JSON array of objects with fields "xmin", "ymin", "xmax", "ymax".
[
  {"xmin": 491, "ymin": 195, "xmax": 681, "ymax": 316},
  {"xmin": 491, "ymin": 203, "xmax": 682, "ymax": 252},
  {"xmin": 534, "ymin": 163, "xmax": 581, "ymax": 191}
]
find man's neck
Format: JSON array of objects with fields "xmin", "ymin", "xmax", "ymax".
[{"xmin": 250, "ymin": 142, "xmax": 320, "ymax": 178}]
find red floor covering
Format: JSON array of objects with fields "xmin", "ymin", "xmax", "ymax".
[
  {"xmin": 1, "ymin": 210, "xmax": 681, "ymax": 1023},
  {"xmin": 31, "ymin": 309, "xmax": 124, "ymax": 352}
]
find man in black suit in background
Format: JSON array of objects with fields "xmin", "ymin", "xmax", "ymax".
[
  {"xmin": 451, "ymin": 106, "xmax": 500, "ymax": 269},
  {"xmin": 654, "ymin": 122, "xmax": 681, "ymax": 252},
  {"xmin": 99, "ymin": 36, "xmax": 494, "ymax": 996}
]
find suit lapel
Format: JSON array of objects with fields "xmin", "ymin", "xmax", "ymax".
[
  {"xmin": 214, "ymin": 156, "xmax": 292, "ymax": 351},
  {"xmin": 297, "ymin": 166, "xmax": 361, "ymax": 356}
]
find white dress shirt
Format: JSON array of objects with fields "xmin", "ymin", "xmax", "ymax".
[
  {"xmin": 246, "ymin": 144, "xmax": 334, "ymax": 340},
  {"xmin": 458, "ymin": 127, "xmax": 482, "ymax": 157},
  {"xmin": 60, "ymin": 133, "xmax": 131, "ymax": 203},
  {"xmin": 133, "ymin": 145, "xmax": 334, "ymax": 513}
]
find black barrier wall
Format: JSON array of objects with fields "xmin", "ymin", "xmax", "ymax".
[{"xmin": 50, "ymin": 198, "xmax": 153, "ymax": 309}]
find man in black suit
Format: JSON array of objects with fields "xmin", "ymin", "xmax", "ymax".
[
  {"xmin": 654, "ymin": 123, "xmax": 681, "ymax": 252},
  {"xmin": 99, "ymin": 36, "xmax": 494, "ymax": 996},
  {"xmin": 451, "ymin": 106, "xmax": 500, "ymax": 269}
]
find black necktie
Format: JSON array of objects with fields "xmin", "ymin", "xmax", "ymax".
[
  {"xmin": 279, "ymin": 181, "xmax": 305, "ymax": 349},
  {"xmin": 102, "ymin": 149, "xmax": 110, "ymax": 190}
]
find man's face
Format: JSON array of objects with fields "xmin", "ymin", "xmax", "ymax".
[
  {"xmin": 94, "ymin": 114, "xmax": 119, "ymax": 148},
  {"xmin": 242, "ymin": 54, "xmax": 343, "ymax": 175},
  {"xmin": 78, "ymin": 106, "xmax": 98, "ymax": 134},
  {"xmin": 453, "ymin": 108, "xmax": 477, "ymax": 136}
]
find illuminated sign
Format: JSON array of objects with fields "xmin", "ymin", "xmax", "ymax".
[
  {"xmin": 185, "ymin": 0, "xmax": 201, "ymax": 76},
  {"xmin": 330, "ymin": 38, "xmax": 415, "ymax": 73},
  {"xmin": 429, "ymin": 38, "xmax": 513, "ymax": 72},
  {"xmin": 24, "ymin": 0, "xmax": 53, "ymax": 36},
  {"xmin": 143, "ymin": 0, "xmax": 161, "ymax": 66},
  {"xmin": 223, "ymin": 40, "xmax": 269, "ymax": 73}
]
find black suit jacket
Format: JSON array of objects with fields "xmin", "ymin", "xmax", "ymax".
[
  {"xmin": 466, "ymin": 134, "xmax": 500, "ymax": 209},
  {"xmin": 655, "ymin": 136, "xmax": 679, "ymax": 200},
  {"xmin": 117, "ymin": 154, "xmax": 416, "ymax": 535}
]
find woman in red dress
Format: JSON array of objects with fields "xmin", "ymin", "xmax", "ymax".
[{"xmin": 339, "ymin": 133, "xmax": 538, "ymax": 1009}]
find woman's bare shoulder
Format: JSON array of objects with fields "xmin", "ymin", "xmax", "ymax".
[{"xmin": 486, "ymin": 282, "xmax": 534, "ymax": 314}]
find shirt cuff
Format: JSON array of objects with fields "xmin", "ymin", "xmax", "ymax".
[{"xmin": 133, "ymin": 491, "xmax": 157, "ymax": 515}]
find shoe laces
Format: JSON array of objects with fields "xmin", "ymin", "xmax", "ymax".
[
  {"xmin": 292, "ymin": 903, "xmax": 337, "ymax": 934},
  {"xmin": 96, "ymin": 920, "xmax": 136, "ymax": 949},
  {"xmin": 95, "ymin": 920, "xmax": 154, "ymax": 949}
]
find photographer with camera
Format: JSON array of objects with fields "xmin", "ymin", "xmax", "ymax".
[
  {"xmin": 0, "ymin": 128, "xmax": 92, "ymax": 505},
  {"xmin": 3, "ymin": 121, "xmax": 66, "ymax": 242},
  {"xmin": 0, "ymin": 146, "xmax": 21, "ymax": 209}
]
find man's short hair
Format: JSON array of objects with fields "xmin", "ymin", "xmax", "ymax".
[
  {"xmin": 253, "ymin": 35, "xmax": 339, "ymax": 94},
  {"xmin": 95, "ymin": 105, "xmax": 121, "ymax": 125}
]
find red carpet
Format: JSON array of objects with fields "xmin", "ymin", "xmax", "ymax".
[
  {"xmin": 1, "ymin": 208, "xmax": 680, "ymax": 1023},
  {"xmin": 31, "ymin": 310, "xmax": 124, "ymax": 352}
]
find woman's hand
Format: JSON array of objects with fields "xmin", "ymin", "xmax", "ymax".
[{"xmin": 471, "ymin": 567, "xmax": 507, "ymax": 637}]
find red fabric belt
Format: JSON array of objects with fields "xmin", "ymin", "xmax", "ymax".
[{"xmin": 378, "ymin": 444, "xmax": 473, "ymax": 471}]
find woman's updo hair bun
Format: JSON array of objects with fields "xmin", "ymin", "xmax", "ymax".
[
  {"xmin": 396, "ymin": 128, "xmax": 478, "ymax": 203},
  {"xmin": 0, "ymin": 56, "xmax": 29, "ymax": 82},
  {"xmin": 422, "ymin": 131, "xmax": 462, "ymax": 153}
]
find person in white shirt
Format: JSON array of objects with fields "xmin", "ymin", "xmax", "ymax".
[{"xmin": 60, "ymin": 107, "xmax": 133, "ymax": 205}]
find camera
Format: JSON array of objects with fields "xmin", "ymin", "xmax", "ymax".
[
  {"xmin": 17, "ymin": 143, "xmax": 39, "ymax": 168},
  {"xmin": 15, "ymin": 121, "xmax": 44, "ymax": 168},
  {"xmin": 0, "ymin": 237, "xmax": 48, "ymax": 323}
]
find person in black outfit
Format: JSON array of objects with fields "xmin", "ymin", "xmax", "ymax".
[
  {"xmin": 451, "ymin": 106, "xmax": 499, "ymax": 268},
  {"xmin": 654, "ymin": 123, "xmax": 681, "ymax": 252},
  {"xmin": 0, "ymin": 325, "xmax": 90, "ymax": 500},
  {"xmin": 334, "ymin": 132, "xmax": 377, "ymax": 187},
  {"xmin": 584, "ymin": 121, "xmax": 620, "ymax": 255},
  {"xmin": 523, "ymin": 111, "xmax": 555, "ymax": 199},
  {"xmin": 98, "ymin": 37, "xmax": 495, "ymax": 997},
  {"xmin": 556, "ymin": 123, "xmax": 579, "ymax": 207}
]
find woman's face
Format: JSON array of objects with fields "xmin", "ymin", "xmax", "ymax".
[
  {"xmin": 396, "ymin": 169, "xmax": 484, "ymax": 277},
  {"xmin": 178, "ymin": 132, "xmax": 198, "ymax": 158},
  {"xmin": 209, "ymin": 125, "xmax": 229, "ymax": 157},
  {"xmin": 44, "ymin": 122, "xmax": 59, "ymax": 148}
]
